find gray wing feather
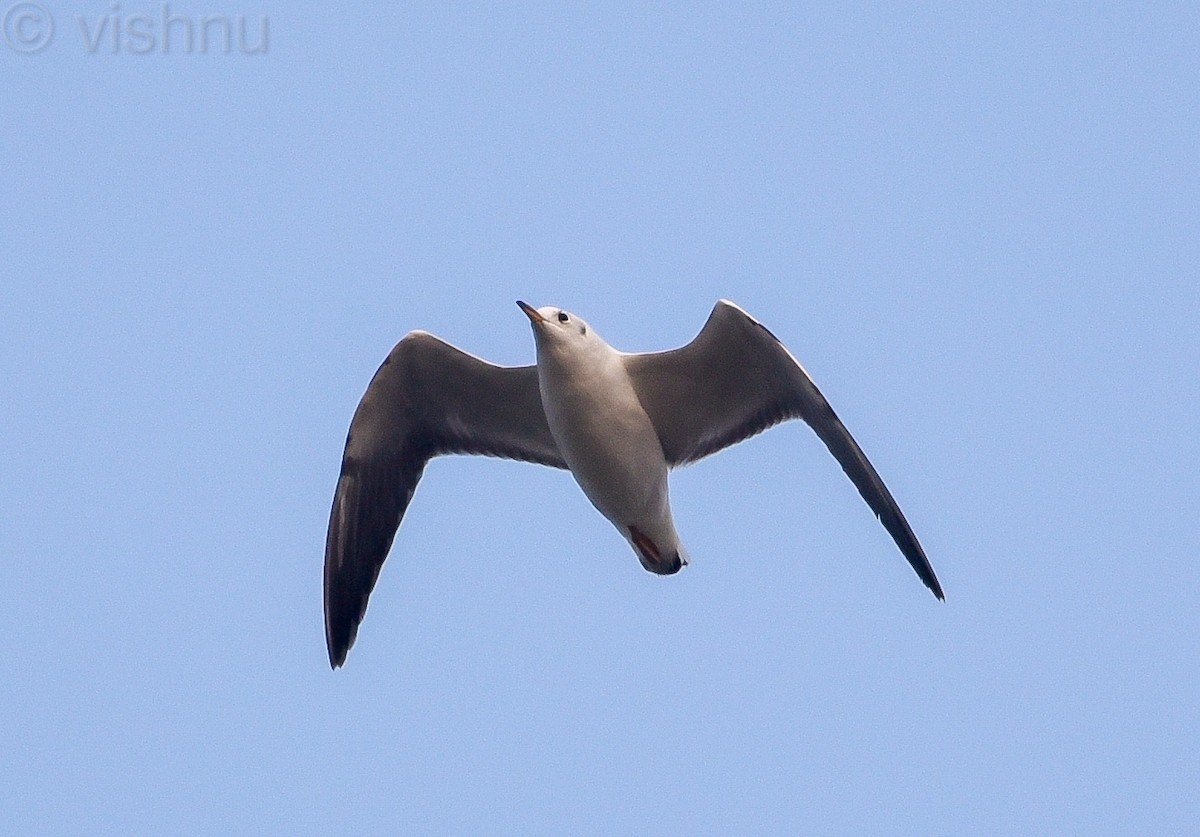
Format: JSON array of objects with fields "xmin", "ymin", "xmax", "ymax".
[
  {"xmin": 623, "ymin": 300, "xmax": 943, "ymax": 600},
  {"xmin": 324, "ymin": 331, "xmax": 565, "ymax": 667}
]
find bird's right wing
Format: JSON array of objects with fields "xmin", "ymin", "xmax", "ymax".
[
  {"xmin": 324, "ymin": 331, "xmax": 566, "ymax": 668},
  {"xmin": 623, "ymin": 300, "xmax": 943, "ymax": 600}
]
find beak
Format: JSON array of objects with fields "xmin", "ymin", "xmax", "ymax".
[{"xmin": 516, "ymin": 300, "xmax": 544, "ymax": 324}]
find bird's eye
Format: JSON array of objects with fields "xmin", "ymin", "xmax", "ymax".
[{"xmin": 557, "ymin": 311, "xmax": 569, "ymax": 323}]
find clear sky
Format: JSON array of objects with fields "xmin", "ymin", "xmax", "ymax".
[{"xmin": 4, "ymin": 3, "xmax": 1197, "ymax": 834}]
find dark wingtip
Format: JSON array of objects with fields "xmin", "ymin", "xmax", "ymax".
[
  {"xmin": 893, "ymin": 524, "xmax": 944, "ymax": 602},
  {"xmin": 917, "ymin": 561, "xmax": 945, "ymax": 602},
  {"xmin": 324, "ymin": 587, "xmax": 355, "ymax": 669},
  {"xmin": 325, "ymin": 616, "xmax": 354, "ymax": 669},
  {"xmin": 921, "ymin": 567, "xmax": 946, "ymax": 601}
]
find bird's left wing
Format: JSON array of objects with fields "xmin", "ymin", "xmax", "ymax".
[
  {"xmin": 324, "ymin": 331, "xmax": 566, "ymax": 667},
  {"xmin": 623, "ymin": 300, "xmax": 943, "ymax": 600}
]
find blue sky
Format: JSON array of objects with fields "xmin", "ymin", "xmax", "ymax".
[{"xmin": 4, "ymin": 2, "xmax": 1197, "ymax": 833}]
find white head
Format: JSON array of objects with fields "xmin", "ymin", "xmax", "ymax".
[{"xmin": 516, "ymin": 300, "xmax": 607, "ymax": 363}]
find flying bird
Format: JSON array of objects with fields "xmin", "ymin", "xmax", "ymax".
[{"xmin": 324, "ymin": 300, "xmax": 943, "ymax": 667}]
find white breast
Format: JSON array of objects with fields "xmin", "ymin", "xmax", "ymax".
[{"xmin": 537, "ymin": 344, "xmax": 668, "ymax": 527}]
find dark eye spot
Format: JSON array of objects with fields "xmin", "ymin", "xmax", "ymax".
[{"xmin": 557, "ymin": 311, "xmax": 569, "ymax": 323}]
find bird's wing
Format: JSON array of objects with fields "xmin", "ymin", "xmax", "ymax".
[
  {"xmin": 324, "ymin": 331, "xmax": 566, "ymax": 667},
  {"xmin": 622, "ymin": 300, "xmax": 943, "ymax": 600}
]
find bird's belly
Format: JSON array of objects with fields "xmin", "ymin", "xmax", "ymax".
[{"xmin": 544, "ymin": 381, "xmax": 666, "ymax": 526}]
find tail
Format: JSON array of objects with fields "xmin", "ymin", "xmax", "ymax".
[{"xmin": 630, "ymin": 526, "xmax": 688, "ymax": 575}]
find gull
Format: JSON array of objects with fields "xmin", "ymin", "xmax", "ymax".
[{"xmin": 324, "ymin": 300, "xmax": 943, "ymax": 667}]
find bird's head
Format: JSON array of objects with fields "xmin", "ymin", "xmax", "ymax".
[{"xmin": 517, "ymin": 301, "xmax": 599, "ymax": 361}]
